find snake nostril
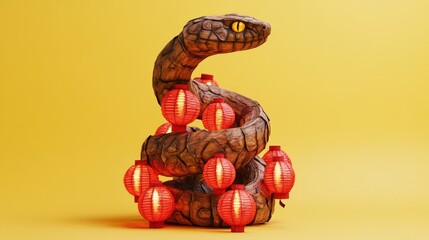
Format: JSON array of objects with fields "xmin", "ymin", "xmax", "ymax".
[{"xmin": 262, "ymin": 25, "xmax": 266, "ymax": 30}]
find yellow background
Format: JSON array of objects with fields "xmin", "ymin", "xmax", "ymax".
[{"xmin": 1, "ymin": 0, "xmax": 428, "ymax": 239}]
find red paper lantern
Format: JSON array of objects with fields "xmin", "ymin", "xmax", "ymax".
[
  {"xmin": 154, "ymin": 122, "xmax": 172, "ymax": 135},
  {"xmin": 202, "ymin": 98, "xmax": 235, "ymax": 130},
  {"xmin": 217, "ymin": 184, "xmax": 256, "ymax": 233},
  {"xmin": 203, "ymin": 153, "xmax": 236, "ymax": 195},
  {"xmin": 138, "ymin": 181, "xmax": 175, "ymax": 228},
  {"xmin": 194, "ymin": 73, "xmax": 219, "ymax": 86},
  {"xmin": 264, "ymin": 155, "xmax": 295, "ymax": 199},
  {"xmin": 123, "ymin": 160, "xmax": 159, "ymax": 202},
  {"xmin": 262, "ymin": 145, "xmax": 292, "ymax": 166},
  {"xmin": 161, "ymin": 84, "xmax": 200, "ymax": 133}
]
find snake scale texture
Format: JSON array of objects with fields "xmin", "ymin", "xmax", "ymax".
[{"xmin": 141, "ymin": 14, "xmax": 275, "ymax": 227}]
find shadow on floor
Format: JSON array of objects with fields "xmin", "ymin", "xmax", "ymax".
[
  {"xmin": 66, "ymin": 214, "xmax": 269, "ymax": 233},
  {"xmin": 66, "ymin": 215, "xmax": 149, "ymax": 229}
]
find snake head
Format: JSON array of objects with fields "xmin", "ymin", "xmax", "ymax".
[{"xmin": 181, "ymin": 14, "xmax": 271, "ymax": 57}]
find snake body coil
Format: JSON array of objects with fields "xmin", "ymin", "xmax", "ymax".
[{"xmin": 141, "ymin": 14, "xmax": 275, "ymax": 227}]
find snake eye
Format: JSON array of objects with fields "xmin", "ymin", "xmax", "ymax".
[{"xmin": 231, "ymin": 21, "xmax": 246, "ymax": 33}]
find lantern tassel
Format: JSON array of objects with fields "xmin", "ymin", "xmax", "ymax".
[{"xmin": 279, "ymin": 200, "xmax": 286, "ymax": 208}]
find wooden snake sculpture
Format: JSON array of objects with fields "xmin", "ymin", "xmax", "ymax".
[{"xmin": 141, "ymin": 14, "xmax": 275, "ymax": 227}]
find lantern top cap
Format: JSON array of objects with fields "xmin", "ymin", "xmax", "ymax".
[
  {"xmin": 174, "ymin": 84, "xmax": 188, "ymax": 90},
  {"xmin": 213, "ymin": 98, "xmax": 224, "ymax": 103},
  {"xmin": 151, "ymin": 180, "xmax": 163, "ymax": 187},
  {"xmin": 201, "ymin": 74, "xmax": 214, "ymax": 80},
  {"xmin": 135, "ymin": 159, "xmax": 147, "ymax": 165},
  {"xmin": 273, "ymin": 156, "xmax": 284, "ymax": 162},
  {"xmin": 213, "ymin": 153, "xmax": 225, "ymax": 158},
  {"xmin": 269, "ymin": 145, "xmax": 281, "ymax": 151},
  {"xmin": 231, "ymin": 184, "xmax": 245, "ymax": 190}
]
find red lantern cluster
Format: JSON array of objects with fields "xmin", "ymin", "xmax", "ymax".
[
  {"xmin": 217, "ymin": 184, "xmax": 256, "ymax": 233},
  {"xmin": 264, "ymin": 155, "xmax": 295, "ymax": 199},
  {"xmin": 161, "ymin": 84, "xmax": 200, "ymax": 133},
  {"xmin": 203, "ymin": 153, "xmax": 236, "ymax": 195},
  {"xmin": 123, "ymin": 160, "xmax": 159, "ymax": 202},
  {"xmin": 138, "ymin": 181, "xmax": 175, "ymax": 228},
  {"xmin": 194, "ymin": 73, "xmax": 219, "ymax": 86},
  {"xmin": 154, "ymin": 122, "xmax": 172, "ymax": 135},
  {"xmin": 202, "ymin": 98, "xmax": 235, "ymax": 130},
  {"xmin": 125, "ymin": 79, "xmax": 296, "ymax": 231}
]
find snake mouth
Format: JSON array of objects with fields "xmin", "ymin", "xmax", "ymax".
[
  {"xmin": 183, "ymin": 35, "xmax": 269, "ymax": 56},
  {"xmin": 202, "ymin": 37, "xmax": 268, "ymax": 54},
  {"xmin": 220, "ymin": 35, "xmax": 269, "ymax": 43}
]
